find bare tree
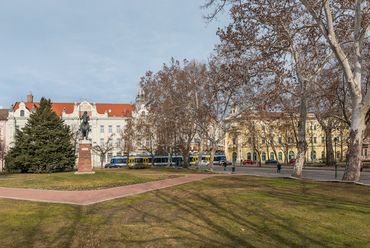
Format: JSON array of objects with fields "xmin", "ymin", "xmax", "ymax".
[
  {"xmin": 204, "ymin": 0, "xmax": 333, "ymax": 178},
  {"xmin": 120, "ymin": 117, "xmax": 136, "ymax": 165},
  {"xmin": 91, "ymin": 134, "xmax": 115, "ymax": 169},
  {"xmin": 0, "ymin": 137, "xmax": 7, "ymax": 173}
]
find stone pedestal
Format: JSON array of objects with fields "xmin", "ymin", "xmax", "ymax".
[{"xmin": 75, "ymin": 140, "xmax": 95, "ymax": 175}]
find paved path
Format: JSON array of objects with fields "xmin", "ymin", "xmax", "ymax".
[
  {"xmin": 0, "ymin": 174, "xmax": 219, "ymax": 205},
  {"xmin": 1, "ymin": 166, "xmax": 368, "ymax": 205}
]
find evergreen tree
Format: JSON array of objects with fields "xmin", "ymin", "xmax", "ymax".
[{"xmin": 6, "ymin": 97, "xmax": 76, "ymax": 173}]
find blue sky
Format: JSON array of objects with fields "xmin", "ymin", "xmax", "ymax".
[{"xmin": 0, "ymin": 0, "xmax": 230, "ymax": 108}]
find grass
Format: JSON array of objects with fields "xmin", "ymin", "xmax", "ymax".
[
  {"xmin": 0, "ymin": 167, "xmax": 212, "ymax": 190},
  {"xmin": 0, "ymin": 174, "xmax": 369, "ymax": 247}
]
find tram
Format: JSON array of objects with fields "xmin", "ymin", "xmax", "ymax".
[{"xmin": 106, "ymin": 154, "xmax": 226, "ymax": 168}]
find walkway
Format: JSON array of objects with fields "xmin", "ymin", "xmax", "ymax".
[
  {"xmin": 0, "ymin": 174, "xmax": 219, "ymax": 205},
  {"xmin": 0, "ymin": 167, "xmax": 368, "ymax": 205}
]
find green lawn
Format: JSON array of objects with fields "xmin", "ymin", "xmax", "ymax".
[
  {"xmin": 0, "ymin": 174, "xmax": 369, "ymax": 247},
  {"xmin": 0, "ymin": 167, "xmax": 212, "ymax": 190}
]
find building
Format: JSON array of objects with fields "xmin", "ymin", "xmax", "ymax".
[
  {"xmin": 6, "ymin": 92, "xmax": 143, "ymax": 168},
  {"xmin": 225, "ymin": 111, "xmax": 349, "ymax": 164},
  {"xmin": 0, "ymin": 107, "xmax": 9, "ymax": 171}
]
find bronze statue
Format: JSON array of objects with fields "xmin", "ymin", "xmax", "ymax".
[{"xmin": 80, "ymin": 111, "xmax": 90, "ymax": 140}]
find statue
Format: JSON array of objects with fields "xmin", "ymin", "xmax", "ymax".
[{"xmin": 80, "ymin": 111, "xmax": 90, "ymax": 140}]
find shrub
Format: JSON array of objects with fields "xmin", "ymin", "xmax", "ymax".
[{"xmin": 128, "ymin": 163, "xmax": 151, "ymax": 169}]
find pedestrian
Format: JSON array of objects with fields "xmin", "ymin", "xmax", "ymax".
[
  {"xmin": 361, "ymin": 162, "xmax": 363, "ymax": 172},
  {"xmin": 223, "ymin": 161, "xmax": 227, "ymax": 171},
  {"xmin": 277, "ymin": 162, "xmax": 281, "ymax": 173}
]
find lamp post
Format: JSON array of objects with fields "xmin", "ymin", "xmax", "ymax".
[
  {"xmin": 334, "ymin": 137, "xmax": 338, "ymax": 179},
  {"xmin": 311, "ymin": 123, "xmax": 314, "ymax": 163}
]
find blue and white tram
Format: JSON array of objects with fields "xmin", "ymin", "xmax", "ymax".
[{"xmin": 107, "ymin": 154, "xmax": 226, "ymax": 168}]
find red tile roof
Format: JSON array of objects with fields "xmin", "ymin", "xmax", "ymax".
[{"xmin": 13, "ymin": 102, "xmax": 133, "ymax": 117}]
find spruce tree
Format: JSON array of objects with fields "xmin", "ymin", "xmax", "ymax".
[{"xmin": 6, "ymin": 97, "xmax": 76, "ymax": 173}]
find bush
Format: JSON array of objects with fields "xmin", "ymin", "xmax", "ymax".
[{"xmin": 128, "ymin": 163, "xmax": 151, "ymax": 169}]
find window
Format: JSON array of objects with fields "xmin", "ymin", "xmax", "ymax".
[
  {"xmin": 100, "ymin": 125, "xmax": 104, "ymax": 133},
  {"xmin": 117, "ymin": 125, "xmax": 120, "ymax": 133},
  {"xmin": 108, "ymin": 139, "xmax": 113, "ymax": 147},
  {"xmin": 322, "ymin": 136, "xmax": 325, "ymax": 143},
  {"xmin": 278, "ymin": 152, "xmax": 282, "ymax": 161},
  {"xmin": 322, "ymin": 151, "xmax": 325, "ymax": 158},
  {"xmin": 247, "ymin": 152, "xmax": 251, "ymax": 160},
  {"xmin": 100, "ymin": 138, "xmax": 104, "ymax": 147},
  {"xmin": 270, "ymin": 152, "xmax": 274, "ymax": 160},
  {"xmin": 232, "ymin": 138, "xmax": 236, "ymax": 145},
  {"xmin": 289, "ymin": 151, "xmax": 294, "ymax": 159},
  {"xmin": 108, "ymin": 125, "xmax": 112, "ymax": 133},
  {"xmin": 278, "ymin": 137, "xmax": 282, "ymax": 144},
  {"xmin": 146, "ymin": 139, "xmax": 150, "ymax": 147},
  {"xmin": 116, "ymin": 138, "xmax": 120, "ymax": 147},
  {"xmin": 20, "ymin": 110, "xmax": 25, "ymax": 117},
  {"xmin": 124, "ymin": 140, "xmax": 128, "ymax": 147},
  {"xmin": 107, "ymin": 153, "xmax": 113, "ymax": 162},
  {"xmin": 248, "ymin": 137, "xmax": 251, "ymax": 143},
  {"xmin": 262, "ymin": 152, "xmax": 266, "ymax": 161},
  {"xmin": 253, "ymin": 152, "xmax": 257, "ymax": 161},
  {"xmin": 16, "ymin": 125, "xmax": 20, "ymax": 130},
  {"xmin": 314, "ymin": 125, "xmax": 316, "ymax": 130},
  {"xmin": 137, "ymin": 139, "xmax": 141, "ymax": 146},
  {"xmin": 314, "ymin": 137, "xmax": 317, "ymax": 143}
]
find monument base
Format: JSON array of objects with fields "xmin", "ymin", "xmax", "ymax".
[{"xmin": 76, "ymin": 140, "xmax": 94, "ymax": 174}]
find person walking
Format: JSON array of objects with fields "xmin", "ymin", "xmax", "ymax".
[
  {"xmin": 277, "ymin": 162, "xmax": 281, "ymax": 173},
  {"xmin": 361, "ymin": 162, "xmax": 363, "ymax": 172},
  {"xmin": 223, "ymin": 161, "xmax": 227, "ymax": 171}
]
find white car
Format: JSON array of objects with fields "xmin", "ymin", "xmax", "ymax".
[
  {"xmin": 198, "ymin": 160, "xmax": 209, "ymax": 166},
  {"xmin": 314, "ymin": 158, "xmax": 323, "ymax": 163}
]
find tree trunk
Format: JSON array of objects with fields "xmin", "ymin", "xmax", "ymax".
[
  {"xmin": 325, "ymin": 128, "xmax": 335, "ymax": 167},
  {"xmin": 343, "ymin": 107, "xmax": 365, "ymax": 181},
  {"xmin": 209, "ymin": 145, "xmax": 217, "ymax": 172},
  {"xmin": 197, "ymin": 135, "xmax": 204, "ymax": 171},
  {"xmin": 292, "ymin": 82, "xmax": 308, "ymax": 178}
]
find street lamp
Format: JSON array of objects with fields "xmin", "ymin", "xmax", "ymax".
[
  {"xmin": 311, "ymin": 122, "xmax": 314, "ymax": 163},
  {"xmin": 334, "ymin": 137, "xmax": 339, "ymax": 179}
]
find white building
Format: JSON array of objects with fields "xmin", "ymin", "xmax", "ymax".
[{"xmin": 6, "ymin": 92, "xmax": 147, "ymax": 168}]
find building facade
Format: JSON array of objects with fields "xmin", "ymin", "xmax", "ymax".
[
  {"xmin": 6, "ymin": 92, "xmax": 143, "ymax": 168},
  {"xmin": 225, "ymin": 112, "xmax": 349, "ymax": 164}
]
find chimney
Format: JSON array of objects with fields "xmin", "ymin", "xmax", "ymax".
[{"xmin": 27, "ymin": 91, "xmax": 33, "ymax": 103}]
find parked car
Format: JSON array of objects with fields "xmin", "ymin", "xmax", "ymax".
[
  {"xmin": 220, "ymin": 160, "xmax": 232, "ymax": 166},
  {"xmin": 289, "ymin": 159, "xmax": 296, "ymax": 163},
  {"xmin": 265, "ymin": 160, "xmax": 278, "ymax": 164},
  {"xmin": 243, "ymin": 159, "xmax": 254, "ymax": 165},
  {"xmin": 199, "ymin": 160, "xmax": 209, "ymax": 166},
  {"xmin": 105, "ymin": 163, "xmax": 122, "ymax": 168},
  {"xmin": 314, "ymin": 158, "xmax": 323, "ymax": 163}
]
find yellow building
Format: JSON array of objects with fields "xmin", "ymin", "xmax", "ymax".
[{"xmin": 225, "ymin": 112, "xmax": 348, "ymax": 164}]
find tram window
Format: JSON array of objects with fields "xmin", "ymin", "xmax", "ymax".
[{"xmin": 117, "ymin": 159, "xmax": 123, "ymax": 163}]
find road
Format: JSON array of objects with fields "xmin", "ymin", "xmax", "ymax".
[{"xmin": 200, "ymin": 164, "xmax": 370, "ymax": 186}]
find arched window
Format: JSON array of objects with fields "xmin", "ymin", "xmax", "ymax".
[
  {"xmin": 262, "ymin": 152, "xmax": 266, "ymax": 161},
  {"xmin": 289, "ymin": 151, "xmax": 294, "ymax": 159},
  {"xmin": 278, "ymin": 152, "xmax": 282, "ymax": 161},
  {"xmin": 20, "ymin": 110, "xmax": 25, "ymax": 117},
  {"xmin": 247, "ymin": 152, "xmax": 251, "ymax": 160},
  {"xmin": 253, "ymin": 152, "xmax": 257, "ymax": 161},
  {"xmin": 321, "ymin": 151, "xmax": 325, "ymax": 158},
  {"xmin": 270, "ymin": 152, "xmax": 274, "ymax": 160}
]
